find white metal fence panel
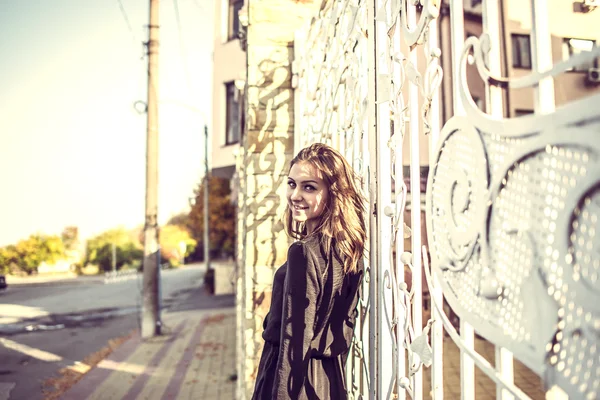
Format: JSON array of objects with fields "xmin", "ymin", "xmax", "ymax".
[
  {"xmin": 427, "ymin": 22, "xmax": 600, "ymax": 400},
  {"xmin": 294, "ymin": 0, "xmax": 600, "ymax": 399},
  {"xmin": 294, "ymin": 0, "xmax": 372, "ymax": 397}
]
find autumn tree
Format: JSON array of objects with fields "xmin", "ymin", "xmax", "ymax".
[
  {"xmin": 187, "ymin": 176, "xmax": 236, "ymax": 261},
  {"xmin": 159, "ymin": 224, "xmax": 197, "ymax": 267}
]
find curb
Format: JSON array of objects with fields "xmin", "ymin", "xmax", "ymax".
[{"xmin": 4, "ymin": 278, "xmax": 104, "ymax": 288}]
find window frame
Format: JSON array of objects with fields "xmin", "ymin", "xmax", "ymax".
[
  {"xmin": 224, "ymin": 81, "xmax": 241, "ymax": 146},
  {"xmin": 511, "ymin": 34, "xmax": 532, "ymax": 69},
  {"xmin": 514, "ymin": 109, "xmax": 534, "ymax": 117},
  {"xmin": 227, "ymin": 0, "xmax": 244, "ymax": 42}
]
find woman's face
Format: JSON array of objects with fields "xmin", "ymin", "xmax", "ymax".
[{"xmin": 287, "ymin": 161, "xmax": 329, "ymax": 234}]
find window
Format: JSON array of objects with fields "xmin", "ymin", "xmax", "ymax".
[
  {"xmin": 225, "ymin": 82, "xmax": 241, "ymax": 145},
  {"xmin": 228, "ymin": 0, "xmax": 243, "ymax": 41},
  {"xmin": 562, "ymin": 38, "xmax": 597, "ymax": 72},
  {"xmin": 511, "ymin": 34, "xmax": 532, "ymax": 69}
]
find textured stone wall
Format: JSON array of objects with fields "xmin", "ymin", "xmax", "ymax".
[{"xmin": 236, "ymin": 1, "xmax": 319, "ymax": 398}]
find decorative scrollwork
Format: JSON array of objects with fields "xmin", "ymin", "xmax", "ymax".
[
  {"xmin": 296, "ymin": 1, "xmax": 371, "ymax": 398},
  {"xmin": 428, "ymin": 78, "xmax": 600, "ymax": 400},
  {"xmin": 296, "ymin": 0, "xmax": 599, "ymax": 399},
  {"xmin": 429, "ymin": 119, "xmax": 489, "ymax": 272},
  {"xmin": 465, "ymin": 34, "xmax": 600, "ymax": 90},
  {"xmin": 458, "ymin": 35, "xmax": 600, "ymax": 135},
  {"xmin": 297, "ymin": 0, "xmax": 369, "ymax": 149},
  {"xmin": 376, "ymin": 0, "xmax": 440, "ymax": 47}
]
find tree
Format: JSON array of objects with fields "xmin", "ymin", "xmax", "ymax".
[
  {"xmin": 167, "ymin": 212, "xmax": 189, "ymax": 228},
  {"xmin": 84, "ymin": 227, "xmax": 143, "ymax": 272},
  {"xmin": 0, "ymin": 245, "xmax": 19, "ymax": 275},
  {"xmin": 159, "ymin": 224, "xmax": 197, "ymax": 267},
  {"xmin": 187, "ymin": 176, "xmax": 236, "ymax": 261},
  {"xmin": 0, "ymin": 234, "xmax": 66, "ymax": 275}
]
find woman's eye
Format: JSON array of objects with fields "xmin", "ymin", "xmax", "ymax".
[
  {"xmin": 287, "ymin": 181, "xmax": 296, "ymax": 188},
  {"xmin": 304, "ymin": 185, "xmax": 316, "ymax": 191}
]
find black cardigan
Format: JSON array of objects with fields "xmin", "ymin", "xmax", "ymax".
[{"xmin": 252, "ymin": 234, "xmax": 363, "ymax": 399}]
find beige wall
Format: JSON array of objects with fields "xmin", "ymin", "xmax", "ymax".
[{"xmin": 212, "ymin": 0, "xmax": 246, "ymax": 172}]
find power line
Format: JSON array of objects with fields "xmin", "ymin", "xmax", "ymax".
[
  {"xmin": 116, "ymin": 0, "xmax": 138, "ymax": 47},
  {"xmin": 192, "ymin": 0, "xmax": 206, "ymax": 13},
  {"xmin": 173, "ymin": 0, "xmax": 192, "ymax": 94},
  {"xmin": 114, "ymin": 0, "xmax": 158, "ymax": 118}
]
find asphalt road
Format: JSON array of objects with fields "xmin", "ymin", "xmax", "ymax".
[{"xmin": 0, "ymin": 264, "xmax": 207, "ymax": 400}]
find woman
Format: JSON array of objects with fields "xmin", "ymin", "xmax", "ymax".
[{"xmin": 252, "ymin": 143, "xmax": 366, "ymax": 400}]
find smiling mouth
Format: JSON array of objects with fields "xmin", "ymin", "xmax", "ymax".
[{"xmin": 292, "ymin": 205, "xmax": 308, "ymax": 211}]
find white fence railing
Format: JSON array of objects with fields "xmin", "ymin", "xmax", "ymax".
[
  {"xmin": 294, "ymin": 0, "xmax": 372, "ymax": 395},
  {"xmin": 295, "ymin": 0, "xmax": 600, "ymax": 399}
]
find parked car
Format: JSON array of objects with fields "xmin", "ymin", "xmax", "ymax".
[{"xmin": 0, "ymin": 274, "xmax": 7, "ymax": 289}]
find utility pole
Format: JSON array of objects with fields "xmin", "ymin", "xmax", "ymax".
[
  {"xmin": 204, "ymin": 124, "xmax": 211, "ymax": 272},
  {"xmin": 142, "ymin": 0, "xmax": 161, "ymax": 338},
  {"xmin": 112, "ymin": 242, "xmax": 116, "ymax": 272}
]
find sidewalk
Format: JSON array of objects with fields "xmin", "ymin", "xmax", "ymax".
[{"xmin": 61, "ymin": 288, "xmax": 236, "ymax": 400}]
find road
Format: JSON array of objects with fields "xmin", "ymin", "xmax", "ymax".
[{"xmin": 0, "ymin": 264, "xmax": 208, "ymax": 400}]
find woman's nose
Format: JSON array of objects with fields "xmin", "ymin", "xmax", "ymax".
[{"xmin": 290, "ymin": 187, "xmax": 302, "ymax": 201}]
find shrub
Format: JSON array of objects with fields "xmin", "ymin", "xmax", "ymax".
[
  {"xmin": 0, "ymin": 235, "xmax": 66, "ymax": 275},
  {"xmin": 84, "ymin": 228, "xmax": 143, "ymax": 273},
  {"xmin": 159, "ymin": 225, "xmax": 197, "ymax": 267}
]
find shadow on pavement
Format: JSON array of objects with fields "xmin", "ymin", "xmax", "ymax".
[{"xmin": 168, "ymin": 284, "xmax": 234, "ymax": 313}]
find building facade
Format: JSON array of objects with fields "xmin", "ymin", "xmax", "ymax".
[
  {"xmin": 440, "ymin": 0, "xmax": 600, "ymax": 120},
  {"xmin": 212, "ymin": 0, "xmax": 246, "ymax": 180}
]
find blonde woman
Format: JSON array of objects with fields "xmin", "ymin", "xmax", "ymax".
[{"xmin": 252, "ymin": 143, "xmax": 366, "ymax": 400}]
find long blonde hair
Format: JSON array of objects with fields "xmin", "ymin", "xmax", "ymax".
[{"xmin": 283, "ymin": 143, "xmax": 367, "ymax": 274}]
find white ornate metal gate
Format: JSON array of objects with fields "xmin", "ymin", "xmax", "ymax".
[{"xmin": 294, "ymin": 0, "xmax": 600, "ymax": 399}]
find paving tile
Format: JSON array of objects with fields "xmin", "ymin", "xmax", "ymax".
[
  {"xmin": 136, "ymin": 318, "xmax": 202, "ymax": 400},
  {"xmin": 86, "ymin": 334, "xmax": 175, "ymax": 400},
  {"xmin": 177, "ymin": 312, "xmax": 236, "ymax": 400},
  {"xmin": 65, "ymin": 306, "xmax": 236, "ymax": 400}
]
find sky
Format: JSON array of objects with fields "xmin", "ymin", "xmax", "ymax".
[{"xmin": 0, "ymin": 0, "xmax": 214, "ymax": 246}]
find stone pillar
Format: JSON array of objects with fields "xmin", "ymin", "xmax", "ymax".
[{"xmin": 236, "ymin": 0, "xmax": 319, "ymax": 398}]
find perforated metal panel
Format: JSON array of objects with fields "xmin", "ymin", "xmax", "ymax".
[{"xmin": 427, "ymin": 41, "xmax": 600, "ymax": 396}]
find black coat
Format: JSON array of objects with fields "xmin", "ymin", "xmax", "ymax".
[{"xmin": 252, "ymin": 234, "xmax": 363, "ymax": 400}]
